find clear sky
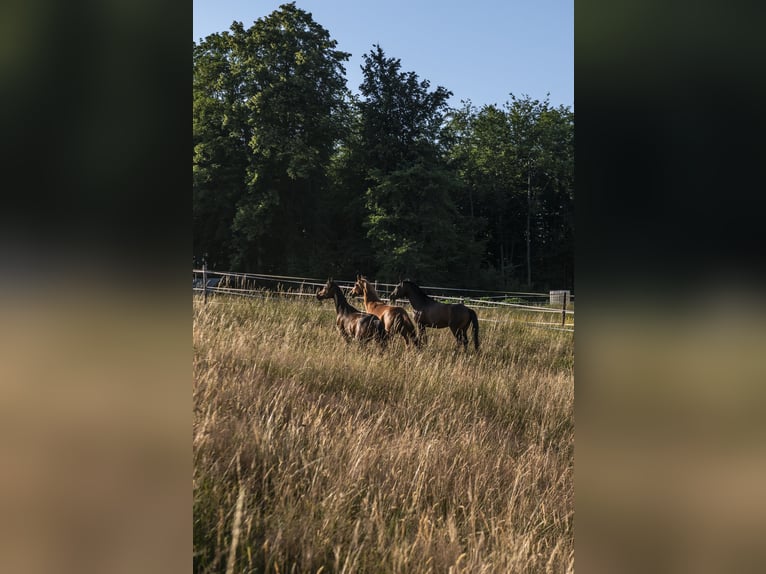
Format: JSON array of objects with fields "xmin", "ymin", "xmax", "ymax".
[{"xmin": 193, "ymin": 0, "xmax": 573, "ymax": 110}]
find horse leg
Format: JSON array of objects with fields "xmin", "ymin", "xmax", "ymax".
[
  {"xmin": 450, "ymin": 326, "xmax": 463, "ymax": 349},
  {"xmin": 410, "ymin": 328, "xmax": 420, "ymax": 348},
  {"xmin": 460, "ymin": 328, "xmax": 469, "ymax": 350},
  {"xmin": 357, "ymin": 323, "xmax": 373, "ymax": 344},
  {"xmin": 418, "ymin": 322, "xmax": 427, "ymax": 345},
  {"xmin": 386, "ymin": 315, "xmax": 401, "ymax": 345},
  {"xmin": 453, "ymin": 325, "xmax": 471, "ymax": 351},
  {"xmin": 413, "ymin": 311, "xmax": 427, "ymax": 344},
  {"xmin": 337, "ymin": 319, "xmax": 352, "ymax": 344},
  {"xmin": 371, "ymin": 319, "xmax": 387, "ymax": 351},
  {"xmin": 395, "ymin": 319, "xmax": 412, "ymax": 347}
]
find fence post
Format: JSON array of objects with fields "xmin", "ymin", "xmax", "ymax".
[
  {"xmin": 561, "ymin": 291, "xmax": 567, "ymax": 326},
  {"xmin": 202, "ymin": 262, "xmax": 208, "ymax": 305}
]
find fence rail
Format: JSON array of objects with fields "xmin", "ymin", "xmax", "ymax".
[{"xmin": 193, "ymin": 268, "xmax": 574, "ymax": 330}]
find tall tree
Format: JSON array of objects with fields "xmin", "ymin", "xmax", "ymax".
[
  {"xmin": 504, "ymin": 94, "xmax": 545, "ymax": 288},
  {"xmin": 447, "ymin": 102, "xmax": 521, "ymax": 285},
  {"xmin": 193, "ymin": 10, "xmax": 572, "ymax": 290},
  {"xmin": 322, "ymin": 101, "xmax": 378, "ymax": 277},
  {"xmin": 356, "ymin": 46, "xmax": 482, "ymax": 283},
  {"xmin": 193, "ymin": 3, "xmax": 351, "ymax": 273},
  {"xmin": 193, "ymin": 32, "xmax": 251, "ymax": 268},
  {"xmin": 527, "ymin": 102, "xmax": 574, "ymax": 289},
  {"xmin": 505, "ymin": 95, "xmax": 574, "ymax": 288},
  {"xmin": 447, "ymin": 95, "xmax": 573, "ymax": 289}
]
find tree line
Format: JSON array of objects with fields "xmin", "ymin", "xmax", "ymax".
[{"xmin": 193, "ymin": 3, "xmax": 573, "ymax": 291}]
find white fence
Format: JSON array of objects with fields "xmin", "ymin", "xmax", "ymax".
[{"xmin": 193, "ymin": 268, "xmax": 574, "ymax": 331}]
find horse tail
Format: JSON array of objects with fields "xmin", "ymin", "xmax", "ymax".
[{"xmin": 468, "ymin": 308, "xmax": 480, "ymax": 350}]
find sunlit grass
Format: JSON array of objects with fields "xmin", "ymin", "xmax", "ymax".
[{"xmin": 193, "ymin": 294, "xmax": 573, "ymax": 573}]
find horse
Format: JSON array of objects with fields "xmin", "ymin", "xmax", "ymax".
[
  {"xmin": 389, "ymin": 280, "xmax": 480, "ymax": 351},
  {"xmin": 316, "ymin": 279, "xmax": 387, "ymax": 348},
  {"xmin": 348, "ymin": 275, "xmax": 419, "ymax": 347}
]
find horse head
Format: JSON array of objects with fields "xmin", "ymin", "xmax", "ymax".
[
  {"xmin": 389, "ymin": 281, "xmax": 405, "ymax": 302},
  {"xmin": 316, "ymin": 278, "xmax": 335, "ymax": 300},
  {"xmin": 348, "ymin": 277, "xmax": 364, "ymax": 299}
]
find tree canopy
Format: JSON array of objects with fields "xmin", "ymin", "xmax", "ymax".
[{"xmin": 193, "ymin": 3, "xmax": 573, "ymax": 290}]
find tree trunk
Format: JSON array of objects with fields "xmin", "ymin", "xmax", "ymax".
[
  {"xmin": 500, "ymin": 241, "xmax": 505, "ymax": 282},
  {"xmin": 526, "ymin": 169, "xmax": 532, "ymax": 287},
  {"xmin": 498, "ymin": 213, "xmax": 505, "ymax": 282}
]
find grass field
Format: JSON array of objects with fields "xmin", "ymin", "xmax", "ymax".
[{"xmin": 193, "ymin": 293, "xmax": 573, "ymax": 573}]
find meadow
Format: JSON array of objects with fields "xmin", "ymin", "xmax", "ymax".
[{"xmin": 193, "ymin": 293, "xmax": 573, "ymax": 573}]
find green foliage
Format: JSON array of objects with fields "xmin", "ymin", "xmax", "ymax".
[
  {"xmin": 355, "ymin": 46, "xmax": 484, "ymax": 283},
  {"xmin": 447, "ymin": 95, "xmax": 574, "ymax": 289},
  {"xmin": 193, "ymin": 3, "xmax": 351, "ymax": 273},
  {"xmin": 358, "ymin": 45, "xmax": 453, "ymax": 169},
  {"xmin": 193, "ymin": 32, "xmax": 252, "ymax": 268},
  {"xmin": 192, "ymin": 5, "xmax": 573, "ymax": 291},
  {"xmin": 363, "ymin": 161, "xmax": 483, "ymax": 282}
]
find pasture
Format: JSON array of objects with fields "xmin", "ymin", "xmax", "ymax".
[{"xmin": 193, "ymin": 293, "xmax": 573, "ymax": 573}]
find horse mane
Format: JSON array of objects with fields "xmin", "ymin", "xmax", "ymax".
[
  {"xmin": 329, "ymin": 280, "xmax": 360, "ymax": 313},
  {"xmin": 402, "ymin": 280, "xmax": 434, "ymax": 303},
  {"xmin": 359, "ymin": 276, "xmax": 382, "ymax": 302}
]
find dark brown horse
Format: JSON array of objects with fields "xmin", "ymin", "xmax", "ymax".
[
  {"xmin": 389, "ymin": 280, "xmax": 479, "ymax": 351},
  {"xmin": 348, "ymin": 275, "xmax": 419, "ymax": 347},
  {"xmin": 316, "ymin": 279, "xmax": 387, "ymax": 347}
]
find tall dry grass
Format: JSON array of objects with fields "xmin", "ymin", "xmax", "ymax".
[{"xmin": 193, "ymin": 293, "xmax": 573, "ymax": 573}]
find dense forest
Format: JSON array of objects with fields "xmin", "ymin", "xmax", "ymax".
[{"xmin": 193, "ymin": 3, "xmax": 573, "ymax": 291}]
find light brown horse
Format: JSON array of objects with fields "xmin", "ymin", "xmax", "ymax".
[
  {"xmin": 390, "ymin": 280, "xmax": 479, "ymax": 351},
  {"xmin": 316, "ymin": 279, "xmax": 387, "ymax": 348},
  {"xmin": 348, "ymin": 275, "xmax": 419, "ymax": 347}
]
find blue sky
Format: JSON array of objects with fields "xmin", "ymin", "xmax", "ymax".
[{"xmin": 193, "ymin": 0, "xmax": 573, "ymax": 110}]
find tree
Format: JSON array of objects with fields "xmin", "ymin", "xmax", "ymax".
[
  {"xmin": 505, "ymin": 95, "xmax": 573, "ymax": 288},
  {"xmin": 356, "ymin": 46, "xmax": 482, "ymax": 283},
  {"xmin": 193, "ymin": 3, "xmax": 351, "ymax": 273},
  {"xmin": 192, "ymin": 9, "xmax": 572, "ymax": 290},
  {"xmin": 193, "ymin": 32, "xmax": 251, "ymax": 268},
  {"xmin": 445, "ymin": 95, "xmax": 574, "ymax": 289},
  {"xmin": 528, "ymin": 103, "xmax": 574, "ymax": 289},
  {"xmin": 447, "ymin": 102, "xmax": 520, "ymax": 284},
  {"xmin": 322, "ymin": 102, "xmax": 378, "ymax": 277}
]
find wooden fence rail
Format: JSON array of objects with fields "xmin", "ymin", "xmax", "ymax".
[{"xmin": 193, "ymin": 268, "xmax": 574, "ymax": 330}]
